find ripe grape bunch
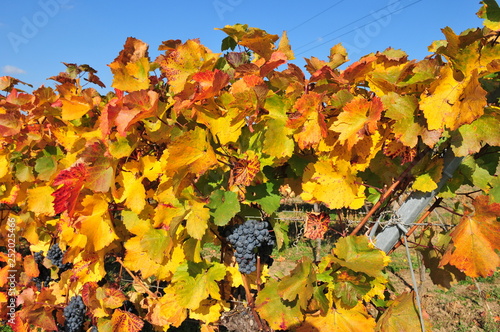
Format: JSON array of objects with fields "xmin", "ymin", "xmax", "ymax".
[
  {"xmin": 47, "ymin": 243, "xmax": 72, "ymax": 272},
  {"xmin": 227, "ymin": 219, "xmax": 274, "ymax": 274},
  {"xmin": 63, "ymin": 295, "xmax": 86, "ymax": 332},
  {"xmin": 32, "ymin": 251, "xmax": 51, "ymax": 289}
]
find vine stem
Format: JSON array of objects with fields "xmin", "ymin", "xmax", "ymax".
[
  {"xmin": 241, "ymin": 274, "xmax": 265, "ymax": 331},
  {"xmin": 351, "ymin": 165, "xmax": 413, "ymax": 236},
  {"xmin": 115, "ymin": 257, "xmax": 158, "ymax": 299}
]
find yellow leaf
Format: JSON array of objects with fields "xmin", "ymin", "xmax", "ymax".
[
  {"xmin": 197, "ymin": 107, "xmax": 245, "ymax": 145},
  {"xmin": 412, "ymin": 173, "xmax": 437, "ymax": 192},
  {"xmin": 124, "ymin": 236, "xmax": 162, "ymax": 279},
  {"xmin": 190, "ymin": 299, "xmax": 225, "ymax": 324},
  {"xmin": 109, "ymin": 37, "xmax": 151, "ymax": 92},
  {"xmin": 298, "ymin": 303, "xmax": 376, "ymax": 332},
  {"xmin": 185, "ymin": 200, "xmax": 210, "ymax": 240},
  {"xmin": 27, "ymin": 186, "xmax": 55, "ymax": 215},
  {"xmin": 78, "ymin": 194, "xmax": 118, "ymax": 251},
  {"xmin": 376, "ymin": 292, "xmax": 430, "ymax": 332},
  {"xmin": 119, "ymin": 172, "xmax": 146, "ymax": 214},
  {"xmin": 122, "ymin": 210, "xmax": 152, "ymax": 236},
  {"xmin": 420, "ymin": 66, "xmax": 486, "ymax": 130},
  {"xmin": 330, "ymin": 96, "xmax": 384, "ymax": 150},
  {"xmin": 148, "ymin": 286, "xmax": 187, "ymax": 328},
  {"xmin": 0, "ymin": 152, "xmax": 10, "ymax": 179},
  {"xmin": 162, "ymin": 127, "xmax": 218, "ymax": 178},
  {"xmin": 277, "ymin": 31, "xmax": 295, "ymax": 60},
  {"xmin": 141, "ymin": 155, "xmax": 162, "ymax": 181},
  {"xmin": 61, "ymin": 96, "xmax": 92, "ymax": 121},
  {"xmin": 301, "ymin": 159, "xmax": 366, "ymax": 209}
]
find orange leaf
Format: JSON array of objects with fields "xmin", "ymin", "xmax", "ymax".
[
  {"xmin": 330, "ymin": 96, "xmax": 383, "ymax": 150},
  {"xmin": 52, "ymin": 163, "xmax": 88, "ymax": 216},
  {"xmin": 192, "ymin": 69, "xmax": 230, "ymax": 102},
  {"xmin": 229, "ymin": 155, "xmax": 260, "ymax": 188},
  {"xmin": 287, "ymin": 92, "xmax": 327, "ymax": 150},
  {"xmin": 111, "ymin": 309, "xmax": 144, "ymax": 332},
  {"xmin": 440, "ymin": 195, "xmax": 500, "ymax": 278},
  {"xmin": 304, "ymin": 212, "xmax": 330, "ymax": 240}
]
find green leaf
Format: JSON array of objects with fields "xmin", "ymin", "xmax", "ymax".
[
  {"xmin": 140, "ymin": 228, "xmax": 169, "ymax": 263},
  {"xmin": 331, "ymin": 236, "xmax": 390, "ymax": 279},
  {"xmin": 490, "ymin": 176, "xmax": 500, "ymax": 203},
  {"xmin": 208, "ymin": 190, "xmax": 240, "ymax": 226},
  {"xmin": 173, "ymin": 262, "xmax": 226, "ymax": 310},
  {"xmin": 221, "ymin": 36, "xmax": 237, "ymax": 51},
  {"xmin": 245, "ymin": 182, "xmax": 281, "ymax": 215},
  {"xmin": 277, "ymin": 257, "xmax": 316, "ymax": 309},
  {"xmin": 255, "ymin": 278, "xmax": 304, "ymax": 330},
  {"xmin": 35, "ymin": 155, "xmax": 57, "ymax": 181},
  {"xmin": 333, "ymin": 270, "xmax": 372, "ymax": 309},
  {"xmin": 460, "ymin": 156, "xmax": 494, "ymax": 190}
]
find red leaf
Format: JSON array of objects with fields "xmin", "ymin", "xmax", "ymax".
[
  {"xmin": 191, "ymin": 69, "xmax": 230, "ymax": 101},
  {"xmin": 52, "ymin": 163, "xmax": 88, "ymax": 216}
]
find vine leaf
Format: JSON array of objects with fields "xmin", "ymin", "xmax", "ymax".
[
  {"xmin": 52, "ymin": 163, "xmax": 88, "ymax": 216},
  {"xmin": 451, "ymin": 110, "xmax": 500, "ymax": 156},
  {"xmin": 147, "ymin": 286, "xmax": 188, "ymax": 328},
  {"xmin": 109, "ymin": 37, "xmax": 150, "ymax": 92},
  {"xmin": 381, "ymin": 92, "xmax": 424, "ymax": 148},
  {"xmin": 277, "ymin": 257, "xmax": 316, "ymax": 310},
  {"xmin": 185, "ymin": 199, "xmax": 211, "ymax": 240},
  {"xmin": 375, "ymin": 292, "xmax": 429, "ymax": 332},
  {"xmin": 27, "ymin": 186, "xmax": 55, "ymax": 215},
  {"xmin": 111, "ymin": 309, "xmax": 144, "ymax": 332},
  {"xmin": 332, "ymin": 236, "xmax": 390, "ymax": 279},
  {"xmin": 301, "ymin": 159, "xmax": 366, "ymax": 209},
  {"xmin": 333, "ymin": 270, "xmax": 372, "ymax": 309},
  {"xmin": 440, "ymin": 195, "xmax": 500, "ymax": 277},
  {"xmin": 208, "ymin": 190, "xmax": 240, "ymax": 226},
  {"xmin": 78, "ymin": 195, "xmax": 118, "ymax": 252},
  {"xmin": 191, "ymin": 69, "xmax": 230, "ymax": 102},
  {"xmin": 477, "ymin": 0, "xmax": 500, "ymax": 31},
  {"xmin": 420, "ymin": 66, "xmax": 486, "ymax": 131},
  {"xmin": 172, "ymin": 262, "xmax": 226, "ymax": 310},
  {"xmin": 255, "ymin": 278, "xmax": 304, "ymax": 330},
  {"xmin": 287, "ymin": 92, "xmax": 327, "ymax": 150},
  {"xmin": 330, "ymin": 96, "xmax": 383, "ymax": 150},
  {"xmin": 156, "ymin": 39, "xmax": 218, "ymax": 94},
  {"xmin": 304, "ymin": 212, "xmax": 331, "ymax": 240},
  {"xmin": 190, "ymin": 299, "xmax": 226, "ymax": 324},
  {"xmin": 297, "ymin": 303, "xmax": 376, "ymax": 332},
  {"xmin": 118, "ymin": 171, "xmax": 146, "ymax": 214}
]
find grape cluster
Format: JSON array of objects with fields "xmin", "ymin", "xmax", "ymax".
[
  {"xmin": 63, "ymin": 295, "xmax": 86, "ymax": 332},
  {"xmin": 227, "ymin": 219, "xmax": 274, "ymax": 274},
  {"xmin": 47, "ymin": 243, "xmax": 72, "ymax": 272},
  {"xmin": 32, "ymin": 251, "xmax": 51, "ymax": 290}
]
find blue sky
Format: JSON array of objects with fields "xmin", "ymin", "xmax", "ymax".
[{"xmin": 0, "ymin": 0, "xmax": 484, "ymax": 92}]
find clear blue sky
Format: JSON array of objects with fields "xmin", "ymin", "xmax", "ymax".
[{"xmin": 1, "ymin": 0, "xmax": 483, "ymax": 92}]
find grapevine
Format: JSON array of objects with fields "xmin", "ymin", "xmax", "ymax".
[{"xmin": 0, "ymin": 2, "xmax": 499, "ymax": 331}]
